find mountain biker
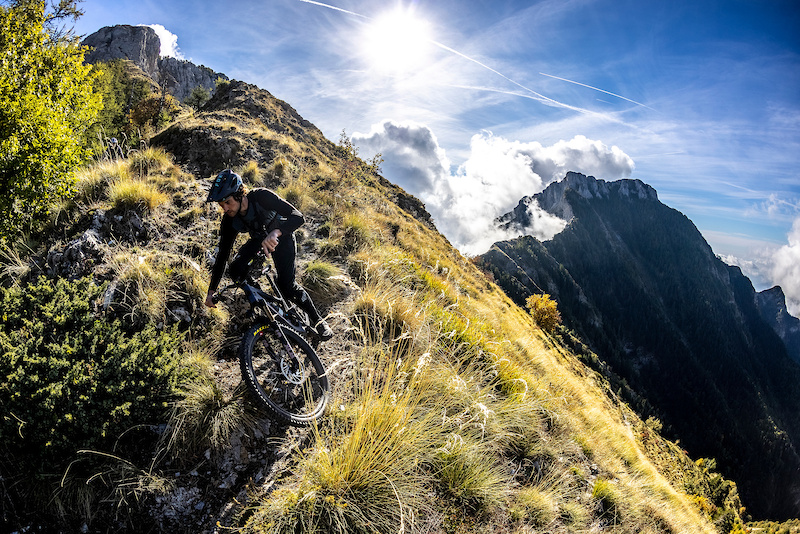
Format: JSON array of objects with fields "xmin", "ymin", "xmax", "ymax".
[{"xmin": 204, "ymin": 169, "xmax": 333, "ymax": 340}]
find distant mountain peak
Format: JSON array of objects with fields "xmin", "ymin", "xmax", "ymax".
[
  {"xmin": 82, "ymin": 25, "xmax": 228, "ymax": 101},
  {"xmin": 539, "ymin": 171, "xmax": 658, "ymax": 209},
  {"xmin": 496, "ymin": 171, "xmax": 659, "ymax": 231}
]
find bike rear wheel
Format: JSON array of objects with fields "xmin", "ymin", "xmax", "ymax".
[{"xmin": 239, "ymin": 324, "xmax": 329, "ymax": 425}]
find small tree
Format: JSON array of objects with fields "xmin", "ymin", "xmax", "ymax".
[
  {"xmin": 0, "ymin": 0, "xmax": 102, "ymax": 240},
  {"xmin": 526, "ymin": 293, "xmax": 562, "ymax": 333},
  {"xmin": 128, "ymin": 93, "xmax": 180, "ymax": 132},
  {"xmin": 337, "ymin": 129, "xmax": 383, "ymax": 182},
  {"xmin": 184, "ymin": 85, "xmax": 211, "ymax": 110}
]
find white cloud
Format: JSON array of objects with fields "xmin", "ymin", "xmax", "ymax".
[
  {"xmin": 771, "ymin": 218, "xmax": 800, "ymax": 317},
  {"xmin": 355, "ymin": 122, "xmax": 635, "ymax": 255},
  {"xmin": 145, "ymin": 24, "xmax": 184, "ymax": 59},
  {"xmin": 353, "ymin": 120, "xmax": 451, "ymax": 192},
  {"xmin": 718, "ymin": 252, "xmax": 775, "ymax": 289}
]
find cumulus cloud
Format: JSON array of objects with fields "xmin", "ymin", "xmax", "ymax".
[
  {"xmin": 771, "ymin": 218, "xmax": 800, "ymax": 317},
  {"xmin": 352, "ymin": 120, "xmax": 450, "ymax": 193},
  {"xmin": 353, "ymin": 120, "xmax": 633, "ymax": 254},
  {"xmin": 354, "ymin": 122, "xmax": 635, "ymax": 255},
  {"xmin": 719, "ymin": 253, "xmax": 775, "ymax": 289},
  {"xmin": 145, "ymin": 24, "xmax": 184, "ymax": 59}
]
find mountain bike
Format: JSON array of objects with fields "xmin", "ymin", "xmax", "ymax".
[{"xmin": 212, "ymin": 255, "xmax": 329, "ymax": 426}]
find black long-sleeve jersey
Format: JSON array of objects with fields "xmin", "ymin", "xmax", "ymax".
[{"xmin": 208, "ymin": 188, "xmax": 304, "ymax": 292}]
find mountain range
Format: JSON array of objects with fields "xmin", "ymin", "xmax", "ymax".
[{"xmin": 478, "ymin": 171, "xmax": 800, "ymax": 519}]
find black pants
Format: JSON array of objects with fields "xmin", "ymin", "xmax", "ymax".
[{"xmin": 228, "ymin": 234, "xmax": 320, "ymax": 321}]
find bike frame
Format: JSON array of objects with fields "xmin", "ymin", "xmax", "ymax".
[
  {"xmin": 214, "ymin": 262, "xmax": 311, "ymax": 361},
  {"xmin": 239, "ymin": 272, "xmax": 308, "ymax": 336}
]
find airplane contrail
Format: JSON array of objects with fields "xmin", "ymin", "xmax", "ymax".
[
  {"xmin": 539, "ymin": 72, "xmax": 656, "ymax": 111},
  {"xmin": 296, "ymin": 0, "xmax": 641, "ymax": 119},
  {"xmin": 430, "ymin": 41, "xmax": 568, "ymax": 110},
  {"xmin": 445, "ymin": 84, "xmax": 629, "ymax": 126},
  {"xmin": 721, "ymin": 182, "xmax": 800, "ymax": 209},
  {"xmin": 296, "ymin": 0, "xmax": 368, "ymax": 19}
]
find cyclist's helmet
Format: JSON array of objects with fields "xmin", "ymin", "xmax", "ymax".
[{"xmin": 206, "ymin": 169, "xmax": 243, "ymax": 202}]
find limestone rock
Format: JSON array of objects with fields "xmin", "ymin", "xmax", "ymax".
[{"xmin": 82, "ymin": 25, "xmax": 228, "ymax": 102}]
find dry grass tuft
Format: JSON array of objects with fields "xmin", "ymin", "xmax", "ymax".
[
  {"xmin": 108, "ymin": 177, "xmax": 168, "ymax": 211},
  {"xmin": 162, "ymin": 380, "xmax": 260, "ymax": 461}
]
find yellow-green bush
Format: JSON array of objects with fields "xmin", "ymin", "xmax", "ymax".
[{"xmin": 526, "ymin": 293, "xmax": 562, "ymax": 332}]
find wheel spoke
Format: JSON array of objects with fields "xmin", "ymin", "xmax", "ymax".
[{"xmin": 240, "ymin": 324, "xmax": 329, "ymax": 425}]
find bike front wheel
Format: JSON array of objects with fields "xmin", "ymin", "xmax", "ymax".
[{"xmin": 239, "ymin": 324, "xmax": 329, "ymax": 426}]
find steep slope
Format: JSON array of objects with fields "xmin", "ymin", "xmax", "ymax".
[
  {"xmin": 1, "ymin": 71, "xmax": 740, "ymax": 531},
  {"xmin": 479, "ymin": 171, "xmax": 800, "ymax": 519}
]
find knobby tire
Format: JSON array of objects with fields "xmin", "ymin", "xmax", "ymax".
[{"xmin": 239, "ymin": 324, "xmax": 329, "ymax": 426}]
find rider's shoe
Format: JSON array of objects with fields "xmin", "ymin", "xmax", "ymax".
[{"xmin": 314, "ymin": 319, "xmax": 333, "ymax": 341}]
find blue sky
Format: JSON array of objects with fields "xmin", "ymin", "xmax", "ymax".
[{"xmin": 73, "ymin": 0, "xmax": 800, "ymax": 312}]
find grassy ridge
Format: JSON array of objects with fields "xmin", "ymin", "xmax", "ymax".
[{"xmin": 0, "ymin": 96, "xmax": 744, "ymax": 531}]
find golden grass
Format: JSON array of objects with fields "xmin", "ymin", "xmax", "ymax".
[
  {"xmin": 108, "ymin": 177, "xmax": 168, "ymax": 211},
  {"xmin": 129, "ymin": 146, "xmax": 174, "ymax": 178},
  {"xmin": 509, "ymin": 485, "xmax": 557, "ymax": 527},
  {"xmin": 74, "ymin": 159, "xmax": 128, "ymax": 204},
  {"xmin": 300, "ymin": 260, "xmax": 346, "ymax": 308},
  {"xmin": 236, "ymin": 160, "xmax": 261, "ymax": 185},
  {"xmin": 107, "ymin": 250, "xmax": 209, "ymax": 326},
  {"xmin": 432, "ymin": 433, "xmax": 507, "ymax": 513},
  {"xmin": 242, "ymin": 343, "xmax": 442, "ymax": 534}
]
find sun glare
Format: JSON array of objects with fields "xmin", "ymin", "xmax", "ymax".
[{"xmin": 363, "ymin": 8, "xmax": 432, "ymax": 75}]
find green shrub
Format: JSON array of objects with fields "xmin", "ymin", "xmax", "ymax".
[
  {"xmin": 184, "ymin": 85, "xmax": 211, "ymax": 110},
  {"xmin": 0, "ymin": 276, "xmax": 185, "ymax": 487}
]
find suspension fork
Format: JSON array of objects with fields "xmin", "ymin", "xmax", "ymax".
[{"xmin": 265, "ymin": 310, "xmax": 301, "ymax": 370}]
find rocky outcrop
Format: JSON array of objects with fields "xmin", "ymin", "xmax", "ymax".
[
  {"xmin": 757, "ymin": 286, "xmax": 800, "ymax": 364},
  {"xmin": 497, "ymin": 171, "xmax": 658, "ymax": 229},
  {"xmin": 83, "ymin": 25, "xmax": 161, "ymax": 79},
  {"xmin": 159, "ymin": 57, "xmax": 224, "ymax": 101},
  {"xmin": 82, "ymin": 25, "xmax": 228, "ymax": 102}
]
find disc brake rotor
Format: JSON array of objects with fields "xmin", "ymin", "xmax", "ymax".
[{"xmin": 280, "ymin": 353, "xmax": 305, "ymax": 384}]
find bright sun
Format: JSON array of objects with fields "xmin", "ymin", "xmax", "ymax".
[{"xmin": 363, "ymin": 8, "xmax": 432, "ymax": 75}]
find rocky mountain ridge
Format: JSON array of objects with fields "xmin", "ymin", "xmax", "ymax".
[
  {"xmin": 82, "ymin": 25, "xmax": 227, "ymax": 101},
  {"xmin": 757, "ymin": 285, "xmax": 800, "ymax": 364},
  {"xmin": 497, "ymin": 171, "xmax": 658, "ymax": 230},
  {"xmin": 478, "ymin": 172, "xmax": 800, "ymax": 519}
]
